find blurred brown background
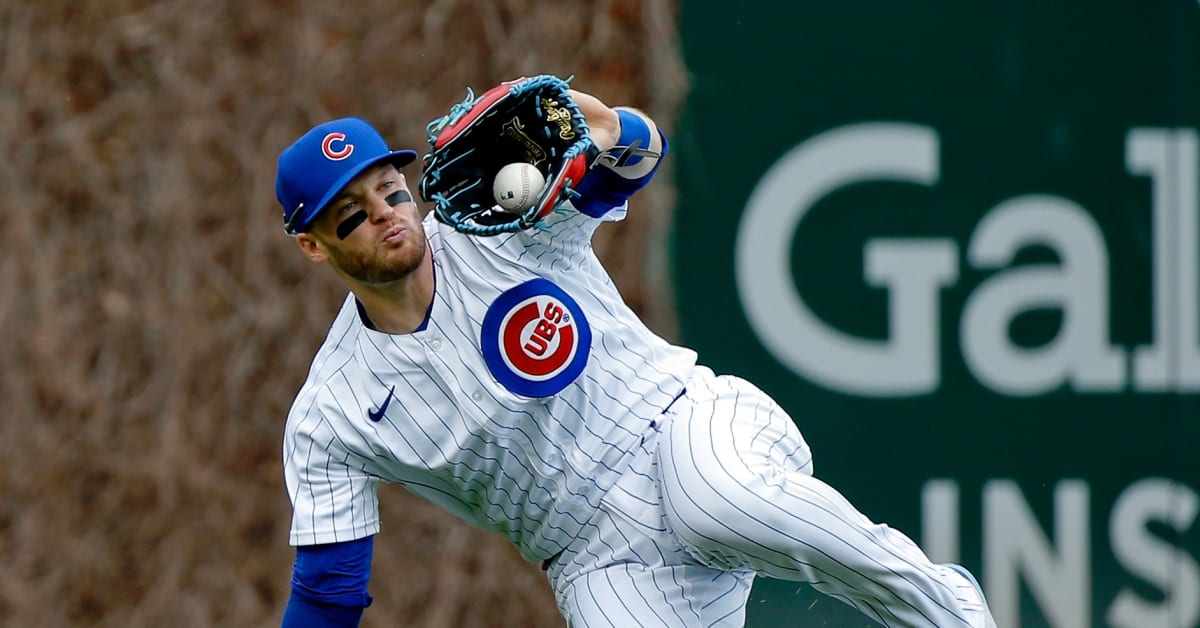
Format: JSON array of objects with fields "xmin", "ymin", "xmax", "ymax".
[{"xmin": 0, "ymin": 1, "xmax": 685, "ymax": 626}]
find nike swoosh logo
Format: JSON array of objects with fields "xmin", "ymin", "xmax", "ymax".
[{"xmin": 368, "ymin": 385, "xmax": 395, "ymax": 423}]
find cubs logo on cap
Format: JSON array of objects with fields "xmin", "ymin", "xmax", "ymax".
[
  {"xmin": 275, "ymin": 117, "xmax": 418, "ymax": 235},
  {"xmin": 481, "ymin": 279, "xmax": 591, "ymax": 397},
  {"xmin": 320, "ymin": 132, "xmax": 354, "ymax": 161}
]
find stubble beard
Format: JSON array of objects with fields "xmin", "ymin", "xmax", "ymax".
[{"xmin": 328, "ymin": 227, "xmax": 428, "ymax": 285}]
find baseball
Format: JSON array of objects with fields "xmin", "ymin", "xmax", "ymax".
[{"xmin": 492, "ymin": 162, "xmax": 546, "ymax": 212}]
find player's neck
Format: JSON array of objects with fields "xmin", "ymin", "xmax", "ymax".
[{"xmin": 351, "ymin": 251, "xmax": 435, "ymax": 335}]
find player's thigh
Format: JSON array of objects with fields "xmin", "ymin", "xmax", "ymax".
[
  {"xmin": 672, "ymin": 372, "xmax": 812, "ymax": 479},
  {"xmin": 656, "ymin": 373, "xmax": 826, "ymax": 564},
  {"xmin": 558, "ymin": 562, "xmax": 753, "ymax": 628},
  {"xmin": 660, "ymin": 373, "xmax": 814, "ymax": 503}
]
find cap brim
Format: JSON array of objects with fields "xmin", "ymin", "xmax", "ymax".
[{"xmin": 297, "ymin": 149, "xmax": 419, "ymax": 233}]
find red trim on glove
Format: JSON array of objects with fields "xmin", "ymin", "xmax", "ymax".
[{"xmin": 432, "ymin": 79, "xmax": 527, "ymax": 150}]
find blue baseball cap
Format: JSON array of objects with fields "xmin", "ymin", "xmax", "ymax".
[{"xmin": 276, "ymin": 117, "xmax": 418, "ymax": 235}]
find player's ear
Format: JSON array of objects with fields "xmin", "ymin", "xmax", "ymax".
[{"xmin": 295, "ymin": 233, "xmax": 329, "ymax": 263}]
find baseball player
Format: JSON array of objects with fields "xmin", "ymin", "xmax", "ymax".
[{"xmin": 274, "ymin": 77, "xmax": 997, "ymax": 627}]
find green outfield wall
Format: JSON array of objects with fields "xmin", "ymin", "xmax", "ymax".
[{"xmin": 674, "ymin": 2, "xmax": 1200, "ymax": 626}]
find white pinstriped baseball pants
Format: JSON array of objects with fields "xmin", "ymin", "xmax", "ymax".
[{"xmin": 545, "ymin": 366, "xmax": 988, "ymax": 627}]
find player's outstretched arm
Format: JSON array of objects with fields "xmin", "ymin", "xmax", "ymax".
[{"xmin": 568, "ymin": 89, "xmax": 668, "ymax": 218}]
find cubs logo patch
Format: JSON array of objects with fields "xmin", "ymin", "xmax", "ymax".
[{"xmin": 481, "ymin": 278, "xmax": 591, "ymax": 397}]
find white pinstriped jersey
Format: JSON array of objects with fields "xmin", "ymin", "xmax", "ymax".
[{"xmin": 283, "ymin": 203, "xmax": 696, "ymax": 562}]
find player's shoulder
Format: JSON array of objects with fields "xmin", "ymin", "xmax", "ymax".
[
  {"xmin": 308, "ymin": 293, "xmax": 361, "ymax": 367},
  {"xmin": 287, "ymin": 295, "xmax": 362, "ymax": 420}
]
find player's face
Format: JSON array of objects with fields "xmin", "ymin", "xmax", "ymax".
[{"xmin": 301, "ymin": 163, "xmax": 427, "ymax": 284}]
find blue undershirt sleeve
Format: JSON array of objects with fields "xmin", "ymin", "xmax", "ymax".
[{"xmin": 281, "ymin": 536, "xmax": 374, "ymax": 628}]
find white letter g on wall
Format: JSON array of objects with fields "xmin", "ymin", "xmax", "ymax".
[{"xmin": 734, "ymin": 123, "xmax": 954, "ymax": 397}]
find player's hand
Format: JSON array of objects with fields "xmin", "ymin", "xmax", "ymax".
[
  {"xmin": 419, "ymin": 75, "xmax": 597, "ymax": 235},
  {"xmin": 568, "ymin": 89, "xmax": 619, "ymax": 152}
]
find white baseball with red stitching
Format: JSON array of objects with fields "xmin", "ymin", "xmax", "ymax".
[{"xmin": 493, "ymin": 162, "xmax": 545, "ymax": 212}]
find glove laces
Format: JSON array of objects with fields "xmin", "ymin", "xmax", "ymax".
[{"xmin": 425, "ymin": 87, "xmax": 477, "ymax": 144}]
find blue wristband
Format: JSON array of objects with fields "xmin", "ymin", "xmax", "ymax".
[{"xmin": 573, "ymin": 109, "xmax": 668, "ymax": 217}]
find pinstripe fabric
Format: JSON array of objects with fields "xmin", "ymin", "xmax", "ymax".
[
  {"xmin": 547, "ymin": 366, "xmax": 989, "ymax": 627},
  {"xmin": 547, "ymin": 416, "xmax": 755, "ymax": 628},
  {"xmin": 283, "ymin": 201, "xmax": 991, "ymax": 626},
  {"xmin": 283, "ymin": 204, "xmax": 694, "ymax": 563},
  {"xmin": 657, "ymin": 367, "xmax": 987, "ymax": 627}
]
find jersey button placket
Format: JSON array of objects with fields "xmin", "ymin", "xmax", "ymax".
[
  {"xmin": 420, "ymin": 336, "xmax": 455, "ymax": 392},
  {"xmin": 420, "ymin": 335, "xmax": 490, "ymax": 420}
]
